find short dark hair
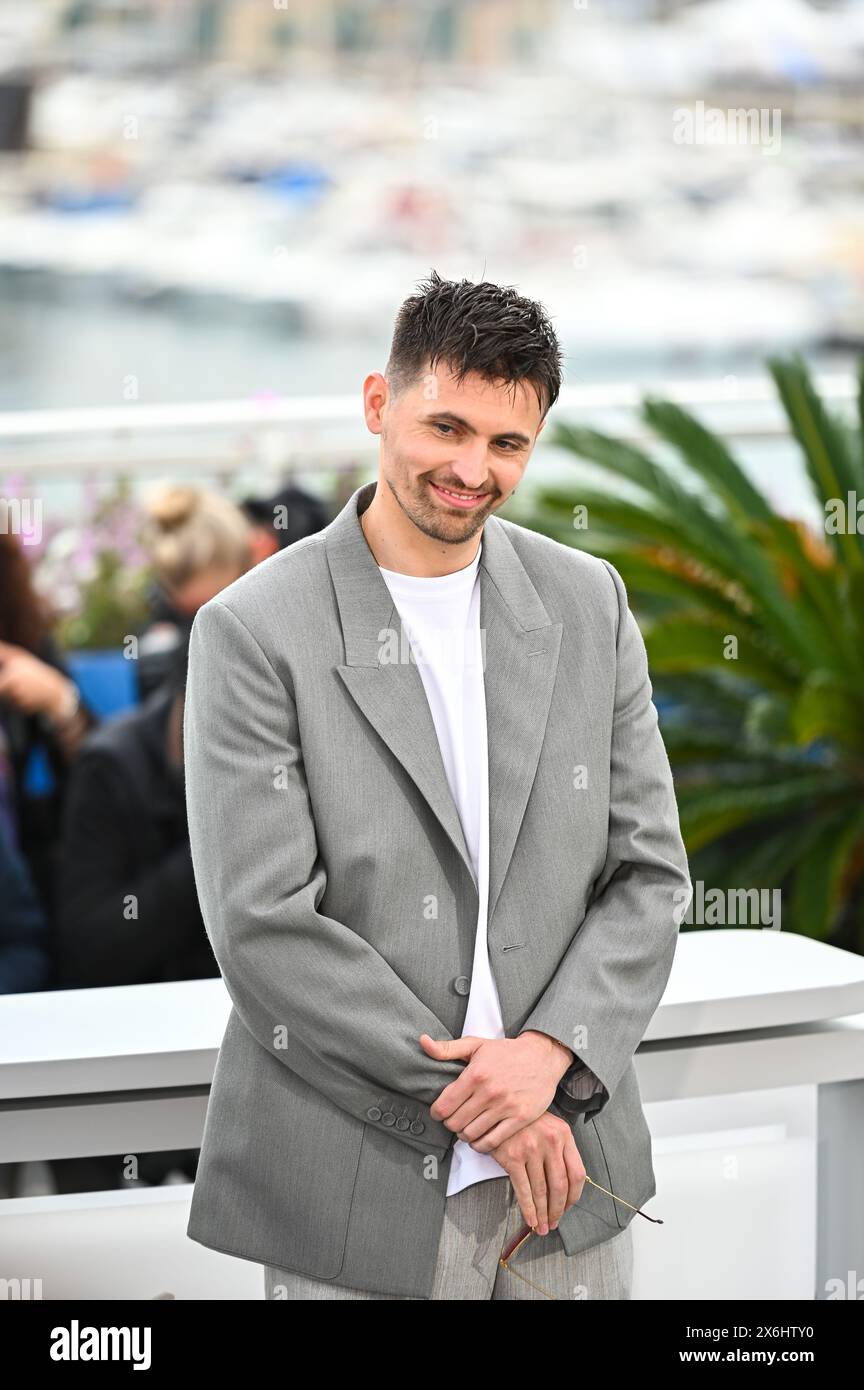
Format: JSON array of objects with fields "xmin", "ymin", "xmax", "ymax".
[
  {"xmin": 240, "ymin": 483, "xmax": 330, "ymax": 549},
  {"xmin": 385, "ymin": 269, "xmax": 563, "ymax": 418}
]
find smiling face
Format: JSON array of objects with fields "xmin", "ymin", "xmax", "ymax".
[{"xmin": 364, "ymin": 359, "xmax": 546, "ymax": 548}]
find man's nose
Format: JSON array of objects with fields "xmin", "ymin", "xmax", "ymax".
[{"xmin": 449, "ymin": 442, "xmax": 491, "ymax": 488}]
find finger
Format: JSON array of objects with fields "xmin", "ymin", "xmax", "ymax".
[
  {"xmin": 527, "ymin": 1151, "xmax": 549, "ymax": 1235},
  {"xmin": 420, "ymin": 1034, "xmax": 482, "ymax": 1060},
  {"xmin": 562, "ymin": 1136, "xmax": 586, "ymax": 1210},
  {"xmin": 449, "ymin": 1089, "xmax": 513, "ymax": 1143},
  {"xmin": 545, "ymin": 1148, "xmax": 570, "ymax": 1230},
  {"xmin": 508, "ymin": 1164, "xmax": 537, "ymax": 1231},
  {"xmin": 454, "ymin": 1106, "xmax": 499, "ymax": 1146},
  {"xmin": 442, "ymin": 1093, "xmax": 489, "ymax": 1134},
  {"xmin": 429, "ymin": 1075, "xmax": 475, "ymax": 1122},
  {"xmin": 461, "ymin": 1112, "xmax": 524, "ymax": 1152}
]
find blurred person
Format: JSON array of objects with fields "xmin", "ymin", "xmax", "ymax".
[
  {"xmin": 55, "ymin": 630, "xmax": 212, "ymax": 989},
  {"xmin": 51, "ymin": 632, "xmax": 210, "ymax": 1193},
  {"xmin": 0, "ymin": 810, "xmax": 50, "ymax": 1200},
  {"xmin": 0, "ymin": 532, "xmax": 98, "ymax": 929},
  {"xmin": 240, "ymin": 481, "xmax": 331, "ymax": 564},
  {"xmin": 135, "ymin": 485, "xmax": 253, "ymax": 701},
  {"xmin": 0, "ymin": 810, "xmax": 50, "ymax": 994}
]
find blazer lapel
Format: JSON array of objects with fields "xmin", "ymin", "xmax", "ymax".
[
  {"xmin": 325, "ymin": 481, "xmax": 562, "ymax": 932},
  {"xmin": 479, "ymin": 515, "xmax": 563, "ymax": 930}
]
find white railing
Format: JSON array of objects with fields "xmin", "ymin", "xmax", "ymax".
[
  {"xmin": 0, "ymin": 374, "xmax": 857, "ymax": 478},
  {"xmin": 2, "ymin": 930, "xmax": 864, "ymax": 1299}
]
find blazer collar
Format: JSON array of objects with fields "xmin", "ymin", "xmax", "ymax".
[{"xmin": 324, "ymin": 480, "xmax": 563, "ymax": 930}]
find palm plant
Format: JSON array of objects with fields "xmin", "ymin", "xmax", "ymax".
[{"xmin": 526, "ymin": 355, "xmax": 864, "ymax": 950}]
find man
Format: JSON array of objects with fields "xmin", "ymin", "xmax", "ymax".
[
  {"xmin": 183, "ymin": 270, "xmax": 692, "ymax": 1300},
  {"xmin": 52, "ymin": 634, "xmax": 212, "ymax": 1193}
]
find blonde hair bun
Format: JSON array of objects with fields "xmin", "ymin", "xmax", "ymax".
[
  {"xmin": 141, "ymin": 484, "xmax": 252, "ymax": 592},
  {"xmin": 146, "ymin": 485, "xmax": 200, "ymax": 532}
]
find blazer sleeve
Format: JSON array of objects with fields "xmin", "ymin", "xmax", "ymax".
[
  {"xmin": 519, "ymin": 559, "xmax": 692, "ymax": 1118},
  {"xmin": 183, "ymin": 597, "xmax": 466, "ymax": 1160}
]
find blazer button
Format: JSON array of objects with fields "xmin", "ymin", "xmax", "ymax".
[
  {"xmin": 381, "ymin": 1111, "xmax": 396, "ymax": 1126},
  {"xmin": 395, "ymin": 1117, "xmax": 410, "ymax": 1131},
  {"xmin": 366, "ymin": 1107, "xmax": 382, "ymax": 1121},
  {"xmin": 409, "ymin": 1120, "xmax": 425, "ymax": 1135},
  {"xmin": 453, "ymin": 975, "xmax": 471, "ymax": 996}
]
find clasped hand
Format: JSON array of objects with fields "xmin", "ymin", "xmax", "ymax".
[{"xmin": 420, "ymin": 1032, "xmax": 587, "ymax": 1237}]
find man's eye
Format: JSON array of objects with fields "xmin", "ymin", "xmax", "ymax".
[{"xmin": 434, "ymin": 422, "xmax": 455, "ymax": 435}]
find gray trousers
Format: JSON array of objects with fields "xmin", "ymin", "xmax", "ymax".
[{"xmin": 265, "ymin": 1175, "xmax": 634, "ymax": 1300}]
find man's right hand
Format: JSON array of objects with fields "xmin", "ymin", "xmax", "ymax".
[{"xmin": 486, "ymin": 1111, "xmax": 585, "ymax": 1235}]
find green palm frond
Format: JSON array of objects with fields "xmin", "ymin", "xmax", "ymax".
[
  {"xmin": 542, "ymin": 353, "xmax": 864, "ymax": 950},
  {"xmin": 767, "ymin": 354, "xmax": 864, "ymax": 567}
]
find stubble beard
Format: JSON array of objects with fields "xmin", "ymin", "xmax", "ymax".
[{"xmin": 387, "ymin": 471, "xmax": 498, "ymax": 545}]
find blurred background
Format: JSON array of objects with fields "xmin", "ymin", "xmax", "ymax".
[{"xmin": 1, "ymin": 0, "xmax": 864, "ymax": 1201}]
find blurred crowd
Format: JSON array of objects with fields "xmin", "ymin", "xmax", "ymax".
[{"xmin": 0, "ymin": 478, "xmax": 330, "ymax": 1193}]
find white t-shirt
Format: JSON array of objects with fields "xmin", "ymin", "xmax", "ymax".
[{"xmin": 377, "ymin": 540, "xmax": 509, "ymax": 1195}]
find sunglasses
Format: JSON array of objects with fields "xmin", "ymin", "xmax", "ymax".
[{"xmin": 498, "ymin": 1174, "xmax": 662, "ymax": 1299}]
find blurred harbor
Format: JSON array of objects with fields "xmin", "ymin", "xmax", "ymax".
[{"xmin": 0, "ymin": 0, "xmax": 861, "ymax": 411}]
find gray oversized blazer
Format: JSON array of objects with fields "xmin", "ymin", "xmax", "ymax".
[{"xmin": 183, "ymin": 478, "xmax": 692, "ymax": 1298}]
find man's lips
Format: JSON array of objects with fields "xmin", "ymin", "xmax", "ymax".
[{"xmin": 428, "ymin": 480, "xmax": 491, "ymax": 509}]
